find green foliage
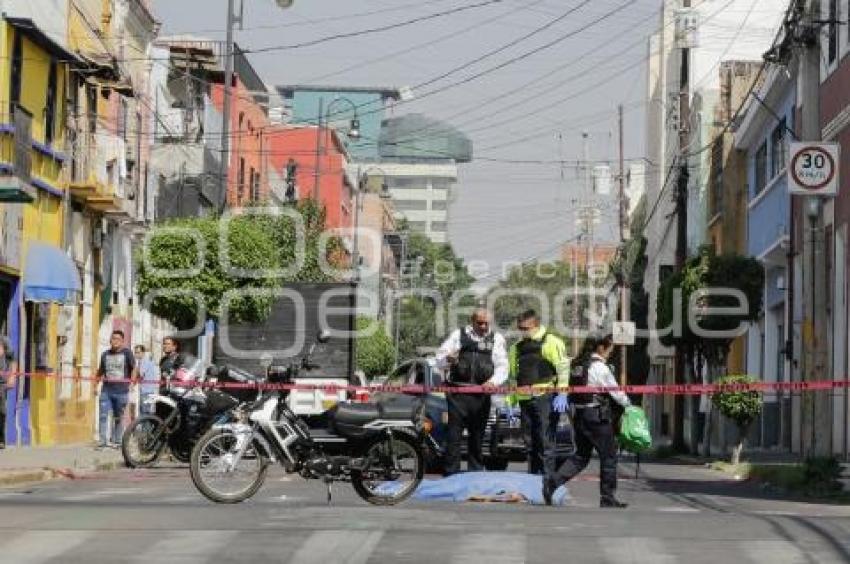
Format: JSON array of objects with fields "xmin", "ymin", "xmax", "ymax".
[
  {"xmin": 354, "ymin": 317, "xmax": 395, "ymax": 378},
  {"xmin": 396, "ymin": 231, "xmax": 474, "ymax": 360},
  {"xmin": 137, "ymin": 216, "xmax": 280, "ymax": 329},
  {"xmin": 657, "ymin": 246, "xmax": 765, "ymax": 365},
  {"xmin": 137, "ymin": 199, "xmax": 344, "ymax": 329},
  {"xmin": 711, "ymin": 374, "xmax": 763, "ymax": 429}
]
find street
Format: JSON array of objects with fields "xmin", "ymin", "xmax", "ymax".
[{"xmin": 1, "ymin": 460, "xmax": 849, "ymax": 563}]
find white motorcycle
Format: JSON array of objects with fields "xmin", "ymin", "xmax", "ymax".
[{"xmin": 189, "ymin": 332, "xmax": 429, "ymax": 505}]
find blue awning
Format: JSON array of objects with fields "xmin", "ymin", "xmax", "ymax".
[{"xmin": 23, "ymin": 243, "xmax": 81, "ymax": 304}]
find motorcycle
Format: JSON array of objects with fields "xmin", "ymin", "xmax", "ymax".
[
  {"xmin": 189, "ymin": 332, "xmax": 429, "ymax": 505},
  {"xmin": 121, "ymin": 358, "xmax": 260, "ymax": 468}
]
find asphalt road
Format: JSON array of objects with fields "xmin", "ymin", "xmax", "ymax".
[{"xmin": 1, "ymin": 460, "xmax": 849, "ymax": 563}]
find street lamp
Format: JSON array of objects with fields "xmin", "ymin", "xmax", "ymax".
[
  {"xmin": 325, "ymin": 97, "xmax": 361, "ymax": 140},
  {"xmin": 220, "ymin": 0, "xmax": 294, "ymax": 212},
  {"xmin": 313, "ymin": 97, "xmax": 361, "ymax": 199}
]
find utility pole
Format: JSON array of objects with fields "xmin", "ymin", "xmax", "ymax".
[
  {"xmin": 798, "ymin": 0, "xmax": 829, "ymax": 457},
  {"xmin": 673, "ymin": 0, "xmax": 692, "ymax": 452},
  {"xmin": 618, "ymin": 104, "xmax": 629, "ymax": 387},
  {"xmin": 219, "ymin": 0, "xmax": 240, "ymax": 212},
  {"xmin": 313, "ymin": 98, "xmax": 324, "ymax": 200}
]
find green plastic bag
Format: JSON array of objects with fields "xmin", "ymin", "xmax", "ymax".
[{"xmin": 618, "ymin": 406, "xmax": 652, "ymax": 453}]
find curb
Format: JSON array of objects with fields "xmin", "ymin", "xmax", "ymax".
[{"xmin": 0, "ymin": 460, "xmax": 124, "ymax": 487}]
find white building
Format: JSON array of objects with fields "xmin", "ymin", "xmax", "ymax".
[{"xmin": 380, "ymin": 161, "xmax": 458, "ymax": 245}]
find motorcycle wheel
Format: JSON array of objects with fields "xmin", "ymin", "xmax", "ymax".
[
  {"xmin": 169, "ymin": 445, "xmax": 191, "ymax": 464},
  {"xmin": 351, "ymin": 431, "xmax": 424, "ymax": 506},
  {"xmin": 122, "ymin": 415, "xmax": 167, "ymax": 468},
  {"xmin": 190, "ymin": 428, "xmax": 268, "ymax": 504}
]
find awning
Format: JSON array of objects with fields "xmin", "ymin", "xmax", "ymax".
[
  {"xmin": 5, "ymin": 18, "xmax": 80, "ymax": 64},
  {"xmin": 23, "ymin": 243, "xmax": 81, "ymax": 304}
]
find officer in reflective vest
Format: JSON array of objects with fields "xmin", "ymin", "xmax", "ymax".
[
  {"xmin": 436, "ymin": 309, "xmax": 508, "ymax": 476},
  {"xmin": 507, "ymin": 309, "xmax": 570, "ymax": 476},
  {"xmin": 543, "ymin": 332, "xmax": 630, "ymax": 508}
]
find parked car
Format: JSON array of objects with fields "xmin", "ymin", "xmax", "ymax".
[{"xmin": 367, "ymin": 357, "xmax": 575, "ymax": 472}]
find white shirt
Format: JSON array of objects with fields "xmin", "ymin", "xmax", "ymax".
[
  {"xmin": 587, "ymin": 354, "xmax": 631, "ymax": 407},
  {"xmin": 435, "ymin": 327, "xmax": 509, "ymax": 386}
]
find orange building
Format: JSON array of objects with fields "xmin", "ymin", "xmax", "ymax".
[
  {"xmin": 265, "ymin": 125, "xmax": 353, "ymax": 231},
  {"xmin": 210, "ymin": 72, "xmax": 271, "ymax": 207}
]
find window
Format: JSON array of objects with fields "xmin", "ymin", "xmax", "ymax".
[
  {"xmin": 770, "ymin": 118, "xmax": 787, "ymax": 178},
  {"xmin": 711, "ymin": 139, "xmax": 723, "ymax": 216},
  {"xmin": 238, "ymin": 158, "xmax": 246, "ymax": 202},
  {"xmin": 9, "ymin": 32, "xmax": 22, "ymax": 114},
  {"xmin": 828, "ymin": 0, "xmax": 838, "ymax": 63},
  {"xmin": 117, "ymin": 97, "xmax": 128, "ymax": 142},
  {"xmin": 86, "ymin": 84, "xmax": 97, "ymax": 134},
  {"xmin": 393, "ymin": 200, "xmax": 427, "ymax": 211},
  {"xmin": 430, "ymin": 221, "xmax": 448, "ymax": 232},
  {"xmin": 408, "ymin": 221, "xmax": 427, "ymax": 232},
  {"xmin": 249, "ymin": 167, "xmax": 259, "ymax": 201},
  {"xmin": 389, "ymin": 177, "xmax": 421, "ymax": 189},
  {"xmin": 754, "ymin": 142, "xmax": 768, "ymax": 195},
  {"xmin": 45, "ymin": 61, "xmax": 57, "ymax": 145},
  {"xmin": 659, "ymin": 265, "xmax": 674, "ymax": 287},
  {"xmin": 431, "ymin": 199, "xmax": 448, "ymax": 211}
]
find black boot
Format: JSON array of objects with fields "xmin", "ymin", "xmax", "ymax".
[
  {"xmin": 600, "ymin": 497, "xmax": 628, "ymax": 508},
  {"xmin": 542, "ymin": 477, "xmax": 557, "ymax": 506}
]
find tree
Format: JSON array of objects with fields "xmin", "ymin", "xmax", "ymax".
[
  {"xmin": 137, "ymin": 199, "xmax": 344, "ymax": 329},
  {"xmin": 137, "ymin": 216, "xmax": 281, "ymax": 329},
  {"xmin": 354, "ymin": 317, "xmax": 394, "ymax": 377},
  {"xmin": 657, "ymin": 247, "xmax": 764, "ymax": 374},
  {"xmin": 657, "ymin": 247, "xmax": 764, "ymax": 453},
  {"xmin": 610, "ymin": 235, "xmax": 651, "ymax": 394},
  {"xmin": 396, "ymin": 232, "xmax": 475, "ymax": 360},
  {"xmin": 711, "ymin": 374, "xmax": 762, "ymax": 465}
]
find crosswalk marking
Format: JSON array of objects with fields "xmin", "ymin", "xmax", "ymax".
[
  {"xmin": 289, "ymin": 530, "xmax": 384, "ymax": 564},
  {"xmin": 744, "ymin": 540, "xmax": 809, "ymax": 563},
  {"xmin": 0, "ymin": 531, "xmax": 94, "ymax": 564},
  {"xmin": 601, "ymin": 537, "xmax": 677, "ymax": 564},
  {"xmin": 451, "ymin": 533, "xmax": 527, "ymax": 564},
  {"xmin": 131, "ymin": 530, "xmax": 238, "ymax": 563}
]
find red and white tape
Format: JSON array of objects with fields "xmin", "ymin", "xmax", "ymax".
[{"xmin": 4, "ymin": 371, "xmax": 850, "ymax": 396}]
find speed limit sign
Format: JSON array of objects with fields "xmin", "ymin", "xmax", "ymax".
[{"xmin": 788, "ymin": 143, "xmax": 840, "ymax": 196}]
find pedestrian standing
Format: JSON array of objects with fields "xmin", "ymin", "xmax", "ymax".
[
  {"xmin": 543, "ymin": 332, "xmax": 630, "ymax": 508},
  {"xmin": 132, "ymin": 345, "xmax": 158, "ymax": 417},
  {"xmin": 435, "ymin": 308, "xmax": 508, "ymax": 476},
  {"xmin": 96, "ymin": 330, "xmax": 135, "ymax": 449},
  {"xmin": 508, "ymin": 309, "xmax": 570, "ymax": 476},
  {"xmin": 0, "ymin": 336, "xmax": 14, "ymax": 449},
  {"xmin": 158, "ymin": 336, "xmax": 185, "ymax": 390}
]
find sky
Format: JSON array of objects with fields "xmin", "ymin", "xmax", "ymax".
[{"xmin": 151, "ymin": 0, "xmax": 783, "ymax": 287}]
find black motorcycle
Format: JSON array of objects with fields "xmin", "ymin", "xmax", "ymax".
[
  {"xmin": 189, "ymin": 332, "xmax": 429, "ymax": 505},
  {"xmin": 121, "ymin": 359, "xmax": 260, "ymax": 468}
]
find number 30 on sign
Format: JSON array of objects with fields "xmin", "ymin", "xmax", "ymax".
[{"xmin": 788, "ymin": 142, "xmax": 840, "ymax": 196}]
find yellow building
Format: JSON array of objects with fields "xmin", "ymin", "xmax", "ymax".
[
  {"xmin": 706, "ymin": 61, "xmax": 764, "ymax": 376},
  {"xmin": 0, "ymin": 17, "xmax": 84, "ymax": 445}
]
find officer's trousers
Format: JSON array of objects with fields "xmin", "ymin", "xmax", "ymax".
[
  {"xmin": 551, "ymin": 405, "xmax": 619, "ymax": 501},
  {"xmin": 519, "ymin": 394, "xmax": 559, "ymax": 475},
  {"xmin": 444, "ymin": 391, "xmax": 491, "ymax": 475}
]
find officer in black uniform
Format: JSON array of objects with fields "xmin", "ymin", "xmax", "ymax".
[
  {"xmin": 436, "ymin": 309, "xmax": 508, "ymax": 476},
  {"xmin": 543, "ymin": 332, "xmax": 630, "ymax": 508}
]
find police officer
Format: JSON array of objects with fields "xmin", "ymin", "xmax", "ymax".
[
  {"xmin": 543, "ymin": 332, "xmax": 630, "ymax": 508},
  {"xmin": 436, "ymin": 309, "xmax": 508, "ymax": 476},
  {"xmin": 508, "ymin": 309, "xmax": 570, "ymax": 476}
]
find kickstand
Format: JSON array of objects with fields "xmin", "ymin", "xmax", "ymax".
[
  {"xmin": 635, "ymin": 453, "xmax": 640, "ymax": 480},
  {"xmin": 325, "ymin": 478, "xmax": 333, "ymax": 505}
]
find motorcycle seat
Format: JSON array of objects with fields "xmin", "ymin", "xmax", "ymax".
[
  {"xmin": 378, "ymin": 401, "xmax": 414, "ymax": 420},
  {"xmin": 332, "ymin": 402, "xmax": 380, "ymax": 426}
]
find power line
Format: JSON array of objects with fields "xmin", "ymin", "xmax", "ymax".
[{"xmin": 244, "ymin": 0, "xmax": 508, "ymax": 54}]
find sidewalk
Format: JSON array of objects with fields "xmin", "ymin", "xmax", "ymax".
[{"xmin": 0, "ymin": 444, "xmax": 123, "ymax": 486}]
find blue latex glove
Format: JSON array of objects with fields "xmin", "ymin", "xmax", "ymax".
[{"xmin": 552, "ymin": 393, "xmax": 569, "ymax": 413}]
